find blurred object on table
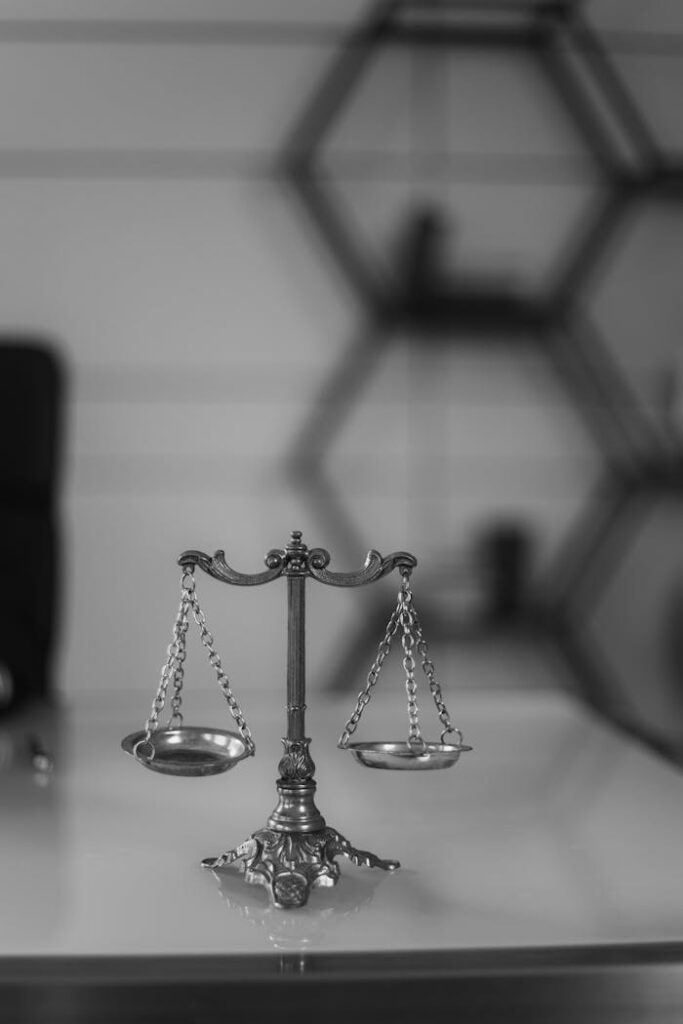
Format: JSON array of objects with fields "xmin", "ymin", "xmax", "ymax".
[
  {"xmin": 0, "ymin": 341, "xmax": 64, "ymax": 714},
  {"xmin": 478, "ymin": 520, "xmax": 533, "ymax": 626},
  {"xmin": 0, "ymin": 695, "xmax": 65, "ymax": 947}
]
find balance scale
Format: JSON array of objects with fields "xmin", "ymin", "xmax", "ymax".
[{"xmin": 122, "ymin": 530, "xmax": 470, "ymax": 909}]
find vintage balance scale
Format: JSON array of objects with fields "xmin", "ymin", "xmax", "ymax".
[{"xmin": 122, "ymin": 530, "xmax": 470, "ymax": 909}]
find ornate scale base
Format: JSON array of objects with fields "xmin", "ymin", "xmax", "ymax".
[
  {"xmin": 200, "ymin": 752, "xmax": 399, "ymax": 908},
  {"xmin": 201, "ymin": 826, "xmax": 399, "ymax": 910}
]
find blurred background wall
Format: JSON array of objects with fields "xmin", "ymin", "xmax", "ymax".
[{"xmin": 0, "ymin": 0, "xmax": 681, "ymax": 754}]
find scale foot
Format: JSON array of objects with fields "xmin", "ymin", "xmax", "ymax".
[{"xmin": 201, "ymin": 827, "xmax": 399, "ymax": 909}]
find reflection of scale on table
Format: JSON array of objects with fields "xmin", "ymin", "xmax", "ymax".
[{"xmin": 122, "ymin": 530, "xmax": 471, "ymax": 909}]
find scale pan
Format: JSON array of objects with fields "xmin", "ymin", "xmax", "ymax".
[
  {"xmin": 347, "ymin": 740, "xmax": 472, "ymax": 771},
  {"xmin": 121, "ymin": 727, "xmax": 250, "ymax": 777}
]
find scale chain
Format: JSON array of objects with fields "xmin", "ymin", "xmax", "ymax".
[
  {"xmin": 168, "ymin": 588, "xmax": 190, "ymax": 729},
  {"xmin": 412, "ymin": 607, "xmax": 461, "ymax": 745},
  {"xmin": 139, "ymin": 570, "xmax": 194, "ymax": 755},
  {"xmin": 338, "ymin": 570, "xmax": 464, "ymax": 751},
  {"xmin": 399, "ymin": 573, "xmax": 424, "ymax": 750},
  {"xmin": 138, "ymin": 568, "xmax": 255, "ymax": 759},
  {"xmin": 337, "ymin": 597, "xmax": 401, "ymax": 748},
  {"xmin": 185, "ymin": 575, "xmax": 256, "ymax": 756}
]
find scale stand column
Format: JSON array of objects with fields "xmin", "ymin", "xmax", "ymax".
[
  {"xmin": 200, "ymin": 531, "xmax": 406, "ymax": 909},
  {"xmin": 267, "ymin": 534, "xmax": 325, "ymax": 833}
]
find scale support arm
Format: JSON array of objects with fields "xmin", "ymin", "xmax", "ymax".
[
  {"xmin": 178, "ymin": 539, "xmax": 416, "ymax": 588},
  {"xmin": 178, "ymin": 548, "xmax": 285, "ymax": 586},
  {"xmin": 307, "ymin": 548, "xmax": 416, "ymax": 586}
]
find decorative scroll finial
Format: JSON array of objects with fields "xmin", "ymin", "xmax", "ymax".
[{"xmin": 284, "ymin": 530, "xmax": 308, "ymax": 575}]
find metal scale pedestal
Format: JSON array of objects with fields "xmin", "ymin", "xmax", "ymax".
[
  {"xmin": 203, "ymin": 776, "xmax": 399, "ymax": 910},
  {"xmin": 123, "ymin": 530, "xmax": 470, "ymax": 910}
]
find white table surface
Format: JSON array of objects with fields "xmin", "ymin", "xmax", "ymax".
[{"xmin": 1, "ymin": 684, "xmax": 683, "ymax": 958}]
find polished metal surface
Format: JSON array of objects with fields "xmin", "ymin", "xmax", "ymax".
[
  {"xmin": 346, "ymin": 740, "xmax": 472, "ymax": 770},
  {"xmin": 121, "ymin": 726, "xmax": 250, "ymax": 777}
]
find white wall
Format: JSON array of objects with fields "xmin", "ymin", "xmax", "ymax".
[{"xmin": 0, "ymin": 0, "xmax": 680, "ymax": 718}]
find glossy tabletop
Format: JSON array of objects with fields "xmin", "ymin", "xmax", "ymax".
[{"xmin": 1, "ymin": 684, "xmax": 683, "ymax": 959}]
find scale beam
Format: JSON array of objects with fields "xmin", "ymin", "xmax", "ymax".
[{"xmin": 178, "ymin": 532, "xmax": 417, "ymax": 587}]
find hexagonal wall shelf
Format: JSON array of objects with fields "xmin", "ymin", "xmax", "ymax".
[
  {"xmin": 553, "ymin": 477, "xmax": 683, "ymax": 763},
  {"xmin": 585, "ymin": 197, "xmax": 683, "ymax": 466},
  {"xmin": 282, "ymin": 0, "xmax": 654, "ymax": 313},
  {"xmin": 280, "ymin": 0, "xmax": 683, "ymax": 761}
]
